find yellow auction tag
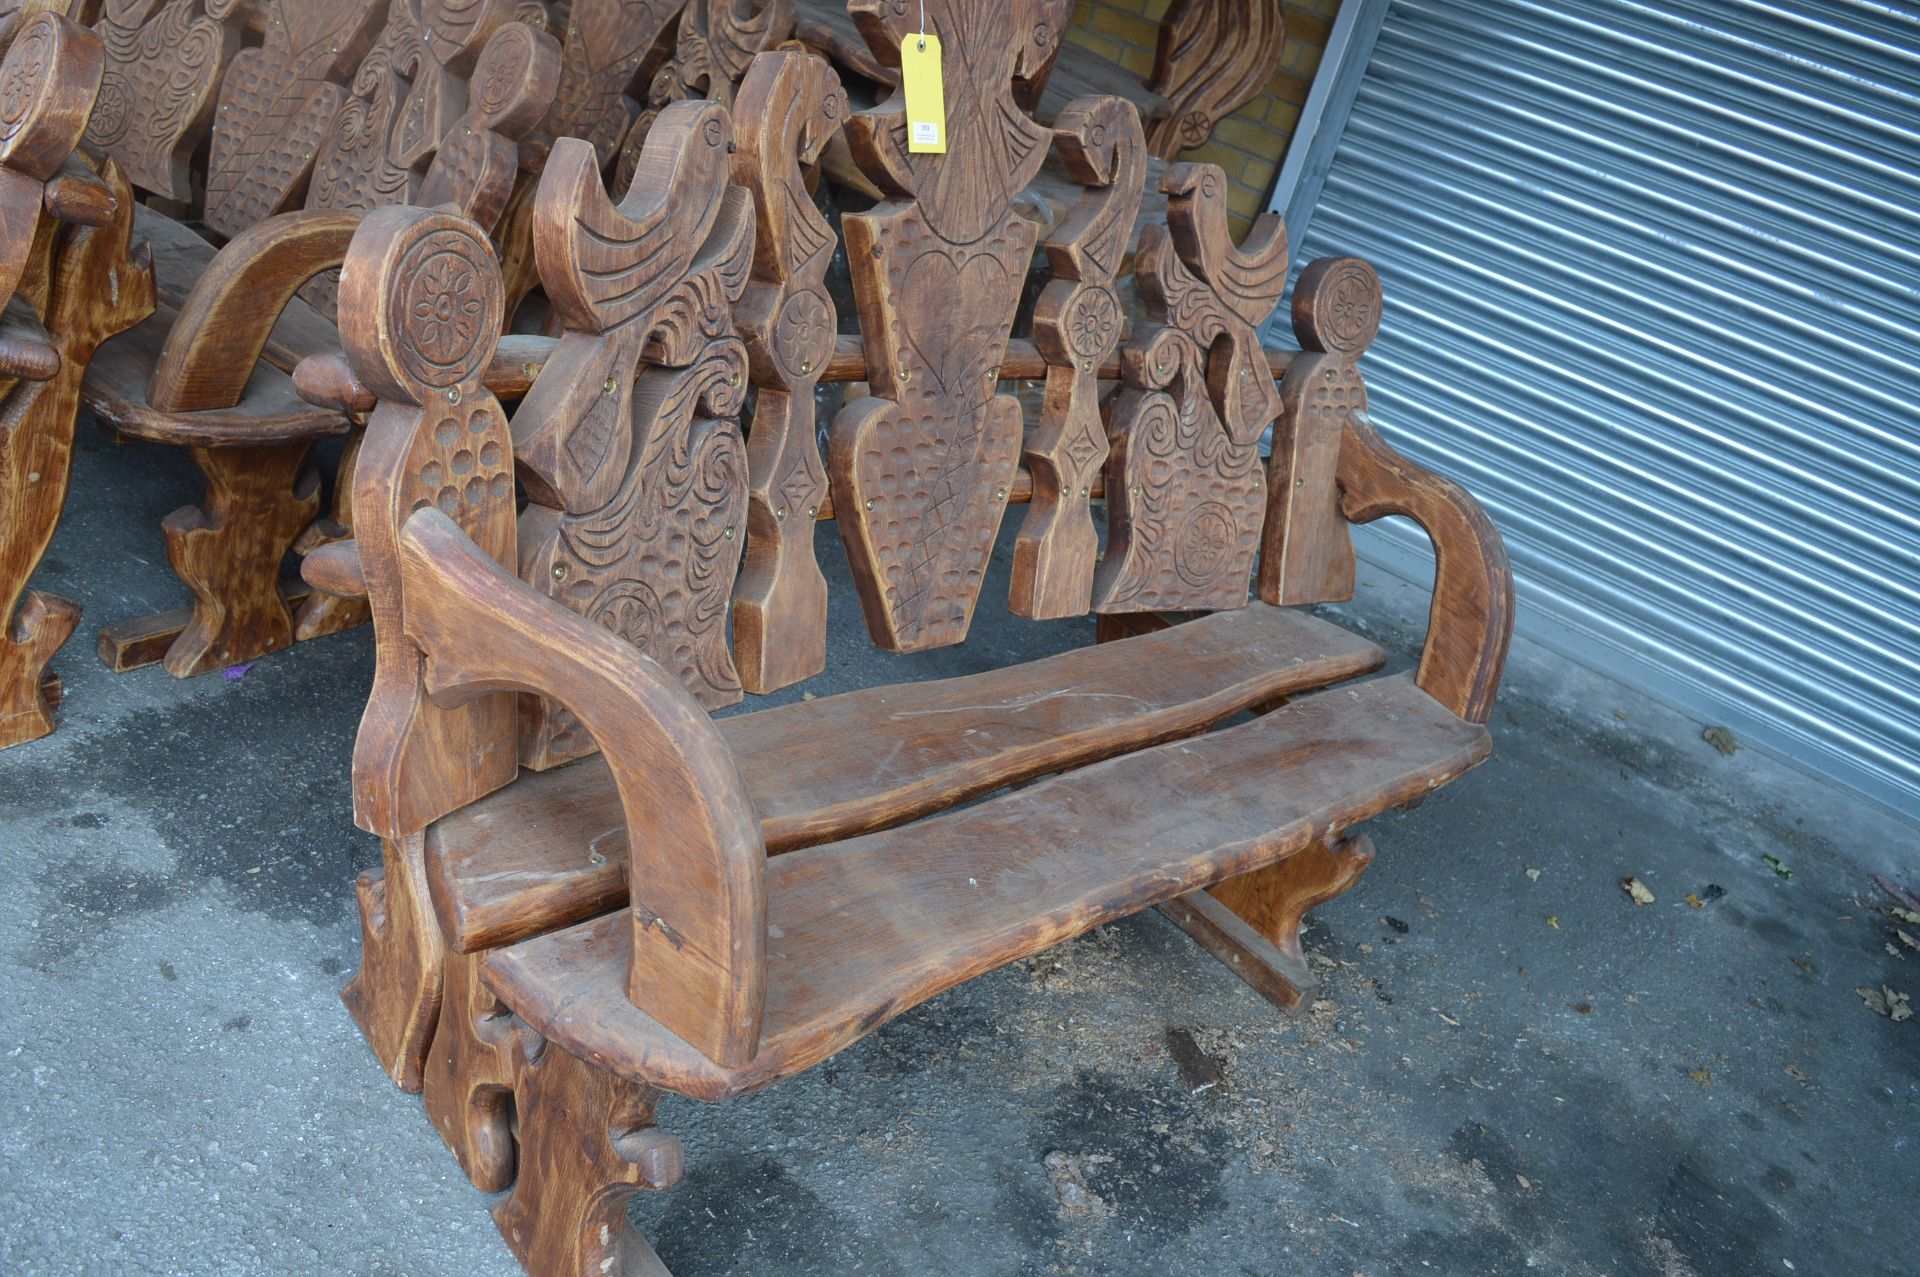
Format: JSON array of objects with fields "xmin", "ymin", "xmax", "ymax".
[{"xmin": 900, "ymin": 33, "xmax": 946, "ymax": 154}]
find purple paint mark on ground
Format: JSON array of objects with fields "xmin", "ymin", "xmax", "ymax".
[{"xmin": 223, "ymin": 663, "xmax": 254, "ymax": 681}]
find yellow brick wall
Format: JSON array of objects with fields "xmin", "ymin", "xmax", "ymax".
[{"xmin": 1066, "ymin": 0, "xmax": 1344, "ymax": 232}]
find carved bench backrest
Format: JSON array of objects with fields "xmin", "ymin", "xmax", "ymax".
[
  {"xmin": 83, "ymin": 0, "xmax": 244, "ymax": 201},
  {"xmin": 201, "ymin": 0, "xmax": 389, "ymax": 239},
  {"xmin": 299, "ymin": 5, "xmax": 561, "ymax": 315}
]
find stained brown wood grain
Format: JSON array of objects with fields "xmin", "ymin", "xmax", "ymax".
[
  {"xmin": 201, "ymin": 0, "xmax": 386, "ymax": 239},
  {"xmin": 340, "ymin": 832, "xmax": 444, "ymax": 1090},
  {"xmin": 84, "ymin": 0, "xmax": 242, "ymax": 200},
  {"xmin": 520, "ymin": 0, "xmax": 682, "ymax": 173},
  {"xmin": 1094, "ymin": 162, "xmax": 1288, "ymax": 614},
  {"xmin": 1, "ymin": 35, "xmax": 153, "ymax": 747},
  {"xmin": 729, "ymin": 50, "xmax": 843, "ymax": 694},
  {"xmin": 513, "ymin": 101, "xmax": 754, "ymax": 767},
  {"xmin": 828, "ymin": 0, "xmax": 1058, "ymax": 652},
  {"xmin": 485, "ymin": 671, "xmax": 1491, "ymax": 1097},
  {"xmin": 1010, "ymin": 94, "xmax": 1144, "ymax": 620},
  {"xmin": 428, "ymin": 601, "xmax": 1386, "ymax": 953},
  {"xmin": 488, "ymin": 1032, "xmax": 681, "ymax": 1277},
  {"xmin": 342, "ymin": 204, "xmax": 519, "ymax": 841},
  {"xmin": 1140, "ymin": 0, "xmax": 1286, "ymax": 161},
  {"xmin": 420, "ymin": 945, "xmax": 518, "ymax": 1189},
  {"xmin": 1163, "ymin": 832, "xmax": 1375, "ymax": 1013},
  {"xmin": 1257, "ymin": 255, "xmax": 1379, "ymax": 607},
  {"xmin": 397, "ymin": 504, "xmax": 768, "ymax": 1068}
]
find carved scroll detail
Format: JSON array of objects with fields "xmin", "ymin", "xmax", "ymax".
[
  {"xmin": 342, "ymin": 203, "xmax": 518, "ymax": 839},
  {"xmin": 522, "ymin": 0, "xmax": 681, "ymax": 172},
  {"xmin": 302, "ymin": 11, "xmax": 560, "ymax": 316},
  {"xmin": 514, "ymin": 99, "xmax": 753, "ymax": 768},
  {"xmin": 828, "ymin": 0, "xmax": 1057, "ymax": 652},
  {"xmin": 1008, "ymin": 93, "xmax": 1144, "ymax": 620},
  {"xmin": 1144, "ymin": 0, "xmax": 1286, "ymax": 161},
  {"xmin": 84, "ymin": 0, "xmax": 240, "ymax": 199},
  {"xmin": 729, "ymin": 50, "xmax": 842, "ymax": 693},
  {"xmin": 1093, "ymin": 162, "xmax": 1287, "ymax": 614},
  {"xmin": 613, "ymin": 0, "xmax": 793, "ymax": 193},
  {"xmin": 202, "ymin": 0, "xmax": 386, "ymax": 239}
]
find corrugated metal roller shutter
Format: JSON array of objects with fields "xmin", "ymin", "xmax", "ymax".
[{"xmin": 1281, "ymin": 0, "xmax": 1920, "ymax": 817}]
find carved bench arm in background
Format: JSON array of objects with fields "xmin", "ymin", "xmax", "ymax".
[
  {"xmin": 394, "ymin": 507, "xmax": 771, "ymax": 1070},
  {"xmin": 1337, "ymin": 409, "xmax": 1514, "ymax": 725},
  {"xmin": 147, "ymin": 208, "xmax": 362, "ymax": 415}
]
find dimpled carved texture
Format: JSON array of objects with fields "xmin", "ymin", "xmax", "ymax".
[
  {"xmin": 829, "ymin": 0, "xmax": 1057, "ymax": 652},
  {"xmin": 344, "ymin": 204, "xmax": 518, "ymax": 839},
  {"xmin": 85, "ymin": 0, "xmax": 237, "ymax": 200},
  {"xmin": 1094, "ymin": 162, "xmax": 1288, "ymax": 614},
  {"xmin": 202, "ymin": 0, "xmax": 384, "ymax": 240}
]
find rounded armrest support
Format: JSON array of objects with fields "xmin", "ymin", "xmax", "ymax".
[
  {"xmin": 1338, "ymin": 409, "xmax": 1514, "ymax": 724},
  {"xmin": 395, "ymin": 506, "xmax": 769, "ymax": 1070},
  {"xmin": 148, "ymin": 208, "xmax": 362, "ymax": 414}
]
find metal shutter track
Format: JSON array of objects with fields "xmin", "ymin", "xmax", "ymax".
[{"xmin": 1289, "ymin": 0, "xmax": 1920, "ymax": 816}]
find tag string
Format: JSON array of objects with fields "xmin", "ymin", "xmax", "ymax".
[{"xmin": 918, "ymin": 0, "xmax": 926, "ymax": 51}]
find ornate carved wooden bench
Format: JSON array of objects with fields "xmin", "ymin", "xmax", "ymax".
[
  {"xmin": 308, "ymin": 8, "xmax": 1512, "ymax": 1271},
  {"xmin": 0, "ymin": 11, "xmax": 154, "ymax": 748},
  {"xmin": 70, "ymin": 0, "xmax": 789, "ymax": 679}
]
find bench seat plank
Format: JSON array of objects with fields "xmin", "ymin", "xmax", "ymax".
[
  {"xmin": 429, "ymin": 603, "xmax": 1385, "ymax": 952},
  {"xmin": 484, "ymin": 671, "xmax": 1488, "ymax": 1100}
]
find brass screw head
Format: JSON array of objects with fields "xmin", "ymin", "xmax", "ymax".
[
  {"xmin": 724, "ymin": 525, "xmax": 735, "ymax": 540},
  {"xmin": 447, "ymin": 387, "xmax": 460, "ymax": 404},
  {"xmin": 604, "ymin": 377, "xmax": 618, "ymax": 395},
  {"xmin": 551, "ymin": 562, "xmax": 567, "ymax": 580}
]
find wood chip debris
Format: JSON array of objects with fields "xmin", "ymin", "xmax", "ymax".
[{"xmin": 1857, "ymin": 985, "xmax": 1913, "ymax": 1022}]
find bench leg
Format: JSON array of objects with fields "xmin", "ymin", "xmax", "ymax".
[
  {"xmin": 97, "ymin": 442, "xmax": 320, "ymax": 677},
  {"xmin": 423, "ymin": 946, "xmax": 518, "ymax": 1191},
  {"xmin": 341, "ymin": 832, "xmax": 444, "ymax": 1091},
  {"xmin": 1160, "ymin": 832, "xmax": 1376, "ymax": 1011},
  {"xmin": 292, "ymin": 430, "xmax": 371, "ymax": 641},
  {"xmin": 0, "ymin": 591, "xmax": 81, "ymax": 749},
  {"xmin": 493, "ymin": 1030, "xmax": 682, "ymax": 1277}
]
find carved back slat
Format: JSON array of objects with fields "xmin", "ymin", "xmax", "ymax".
[
  {"xmin": 1009, "ymin": 93, "xmax": 1144, "ymax": 620},
  {"xmin": 1145, "ymin": 0, "xmax": 1285, "ymax": 161},
  {"xmin": 513, "ymin": 99, "xmax": 754, "ymax": 768},
  {"xmin": 201, "ymin": 0, "xmax": 386, "ymax": 239},
  {"xmin": 521, "ymin": 0, "xmax": 683, "ymax": 173},
  {"xmin": 727, "ymin": 49, "xmax": 841, "ymax": 693},
  {"xmin": 83, "ymin": 0, "xmax": 242, "ymax": 200},
  {"xmin": 301, "ymin": 11, "xmax": 560, "ymax": 316},
  {"xmin": 341, "ymin": 203, "xmax": 519, "ymax": 839},
  {"xmin": 827, "ymin": 0, "xmax": 1059, "ymax": 652},
  {"xmin": 612, "ymin": 0, "xmax": 792, "ymax": 193},
  {"xmin": 1258, "ymin": 256, "xmax": 1379, "ymax": 607},
  {"xmin": 1093, "ymin": 161, "xmax": 1287, "ymax": 614}
]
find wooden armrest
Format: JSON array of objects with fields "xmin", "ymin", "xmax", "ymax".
[
  {"xmin": 43, "ymin": 154, "xmax": 115, "ymax": 227},
  {"xmin": 395, "ymin": 506, "xmax": 768, "ymax": 1070},
  {"xmin": 1337, "ymin": 409, "xmax": 1514, "ymax": 724},
  {"xmin": 148, "ymin": 208, "xmax": 361, "ymax": 414}
]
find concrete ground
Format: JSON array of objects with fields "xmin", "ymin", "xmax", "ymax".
[{"xmin": 2, "ymin": 422, "xmax": 1916, "ymax": 1277}]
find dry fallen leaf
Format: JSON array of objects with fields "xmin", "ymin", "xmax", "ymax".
[
  {"xmin": 1622, "ymin": 877, "xmax": 1656, "ymax": 906},
  {"xmin": 1763, "ymin": 854, "xmax": 1792, "ymax": 879},
  {"xmin": 1688, "ymin": 1067, "xmax": 1713, "ymax": 1088},
  {"xmin": 1684, "ymin": 894, "xmax": 1704, "ymax": 909},
  {"xmin": 1899, "ymin": 930, "xmax": 1920, "ymax": 953},
  {"xmin": 1703, "ymin": 725, "xmax": 1738, "ymax": 755},
  {"xmin": 1526, "ymin": 868, "xmax": 1541, "ymax": 882},
  {"xmin": 1858, "ymin": 986, "xmax": 1914, "ymax": 1022},
  {"xmin": 1546, "ymin": 915, "xmax": 1560, "ymax": 929},
  {"xmin": 1783, "ymin": 1065, "xmax": 1812, "ymax": 1087},
  {"xmin": 1791, "ymin": 956, "xmax": 1814, "ymax": 974},
  {"xmin": 1516, "ymin": 1174, "xmax": 1532, "ymax": 1190}
]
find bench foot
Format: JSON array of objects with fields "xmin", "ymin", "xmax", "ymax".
[
  {"xmin": 341, "ymin": 832, "xmax": 443, "ymax": 1091},
  {"xmin": 98, "ymin": 442, "xmax": 319, "ymax": 677},
  {"xmin": 424, "ymin": 947, "xmax": 518, "ymax": 1191},
  {"xmin": 0, "ymin": 591, "xmax": 81, "ymax": 749},
  {"xmin": 493, "ymin": 1032, "xmax": 682, "ymax": 1277},
  {"xmin": 1161, "ymin": 832, "xmax": 1376, "ymax": 1011},
  {"xmin": 292, "ymin": 432, "xmax": 370, "ymax": 641}
]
